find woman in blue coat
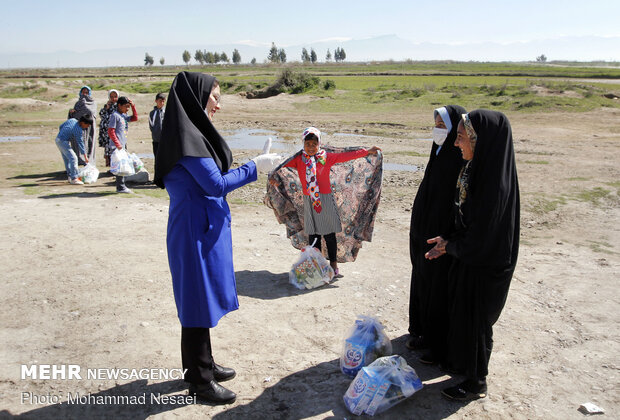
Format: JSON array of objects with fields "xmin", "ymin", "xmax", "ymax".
[{"xmin": 154, "ymin": 72, "xmax": 282, "ymax": 404}]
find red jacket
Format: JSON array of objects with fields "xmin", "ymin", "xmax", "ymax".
[{"xmin": 284, "ymin": 149, "xmax": 369, "ymax": 195}]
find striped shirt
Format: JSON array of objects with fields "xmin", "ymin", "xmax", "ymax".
[{"xmin": 57, "ymin": 118, "xmax": 85, "ymax": 154}]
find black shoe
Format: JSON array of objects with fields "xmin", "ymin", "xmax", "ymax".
[
  {"xmin": 405, "ymin": 335, "xmax": 427, "ymax": 350},
  {"xmin": 442, "ymin": 379, "xmax": 487, "ymax": 401},
  {"xmin": 419, "ymin": 352, "xmax": 436, "ymax": 365},
  {"xmin": 189, "ymin": 380, "xmax": 236, "ymax": 405},
  {"xmin": 213, "ymin": 363, "xmax": 236, "ymax": 382}
]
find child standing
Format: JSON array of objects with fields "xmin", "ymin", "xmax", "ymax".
[
  {"xmin": 99, "ymin": 89, "xmax": 119, "ymax": 167},
  {"xmin": 107, "ymin": 96, "xmax": 138, "ymax": 193},
  {"xmin": 149, "ymin": 92, "xmax": 166, "ymax": 158},
  {"xmin": 277, "ymin": 127, "xmax": 380, "ymax": 276}
]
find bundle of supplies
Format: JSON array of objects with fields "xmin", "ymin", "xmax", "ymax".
[
  {"xmin": 110, "ymin": 149, "xmax": 135, "ymax": 176},
  {"xmin": 340, "ymin": 315, "xmax": 392, "ymax": 376},
  {"xmin": 289, "ymin": 240, "xmax": 334, "ymax": 289},
  {"xmin": 129, "ymin": 153, "xmax": 144, "ymax": 172},
  {"xmin": 343, "ymin": 355, "xmax": 423, "ymax": 416},
  {"xmin": 77, "ymin": 163, "xmax": 99, "ymax": 184}
]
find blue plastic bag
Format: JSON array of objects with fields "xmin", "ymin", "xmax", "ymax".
[
  {"xmin": 340, "ymin": 315, "xmax": 392, "ymax": 376},
  {"xmin": 344, "ymin": 355, "xmax": 423, "ymax": 416}
]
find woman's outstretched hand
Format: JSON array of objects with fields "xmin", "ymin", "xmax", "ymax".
[
  {"xmin": 368, "ymin": 146, "xmax": 381, "ymax": 155},
  {"xmin": 252, "ymin": 153, "xmax": 283, "ymax": 174},
  {"xmin": 425, "ymin": 236, "xmax": 448, "ymax": 260}
]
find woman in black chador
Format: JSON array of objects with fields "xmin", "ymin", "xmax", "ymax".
[
  {"xmin": 408, "ymin": 105, "xmax": 466, "ymax": 365},
  {"xmin": 426, "ymin": 109, "xmax": 520, "ymax": 401}
]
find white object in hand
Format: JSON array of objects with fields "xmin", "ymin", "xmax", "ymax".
[
  {"xmin": 262, "ymin": 137, "xmax": 273, "ymax": 154},
  {"xmin": 252, "ymin": 153, "xmax": 284, "ymax": 174}
]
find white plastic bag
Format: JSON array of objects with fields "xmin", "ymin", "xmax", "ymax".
[
  {"xmin": 110, "ymin": 149, "xmax": 135, "ymax": 176},
  {"xmin": 340, "ymin": 315, "xmax": 392, "ymax": 376},
  {"xmin": 77, "ymin": 163, "xmax": 99, "ymax": 184},
  {"xmin": 344, "ymin": 355, "xmax": 423, "ymax": 416},
  {"xmin": 289, "ymin": 240, "xmax": 334, "ymax": 289},
  {"xmin": 129, "ymin": 153, "xmax": 144, "ymax": 172}
]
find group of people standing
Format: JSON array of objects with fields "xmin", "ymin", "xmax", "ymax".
[
  {"xmin": 152, "ymin": 71, "xmax": 519, "ymax": 407},
  {"xmin": 408, "ymin": 105, "xmax": 520, "ymax": 401},
  {"xmin": 55, "ymin": 86, "xmax": 167, "ymax": 193},
  {"xmin": 54, "ymin": 71, "xmax": 519, "ymax": 407}
]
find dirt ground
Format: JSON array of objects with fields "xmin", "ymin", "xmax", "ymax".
[{"xmin": 0, "ymin": 90, "xmax": 619, "ymax": 419}]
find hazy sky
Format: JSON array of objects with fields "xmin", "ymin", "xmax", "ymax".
[{"xmin": 1, "ymin": 0, "xmax": 618, "ymax": 53}]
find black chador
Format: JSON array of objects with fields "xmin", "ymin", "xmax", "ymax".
[
  {"xmin": 443, "ymin": 109, "xmax": 520, "ymax": 382},
  {"xmin": 409, "ymin": 104, "xmax": 466, "ymax": 363}
]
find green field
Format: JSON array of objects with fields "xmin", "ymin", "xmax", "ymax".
[{"xmin": 1, "ymin": 61, "xmax": 619, "ymax": 115}]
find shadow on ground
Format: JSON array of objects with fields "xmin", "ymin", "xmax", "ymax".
[
  {"xmin": 235, "ymin": 270, "xmax": 342, "ymax": 300},
  {"xmin": 212, "ymin": 336, "xmax": 470, "ymax": 420},
  {"xmin": 3, "ymin": 336, "xmax": 473, "ymax": 420}
]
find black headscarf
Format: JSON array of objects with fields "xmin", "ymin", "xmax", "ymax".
[
  {"xmin": 154, "ymin": 72, "xmax": 233, "ymax": 188},
  {"xmin": 410, "ymin": 105, "xmax": 466, "ymax": 246},
  {"xmin": 446, "ymin": 109, "xmax": 520, "ymax": 268}
]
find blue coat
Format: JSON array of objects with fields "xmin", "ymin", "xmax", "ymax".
[{"xmin": 164, "ymin": 157, "xmax": 257, "ymax": 328}]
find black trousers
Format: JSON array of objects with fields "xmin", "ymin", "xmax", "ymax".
[
  {"xmin": 115, "ymin": 175, "xmax": 127, "ymax": 191},
  {"xmin": 152, "ymin": 141, "xmax": 159, "ymax": 158},
  {"xmin": 181, "ymin": 327, "xmax": 214, "ymax": 384},
  {"xmin": 309, "ymin": 233, "xmax": 337, "ymax": 262}
]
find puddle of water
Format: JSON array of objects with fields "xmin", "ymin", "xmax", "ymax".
[
  {"xmin": 332, "ymin": 132, "xmax": 380, "ymax": 139},
  {"xmin": 383, "ymin": 162, "xmax": 420, "ymax": 172},
  {"xmin": 136, "ymin": 129, "xmax": 420, "ymax": 172},
  {"xmin": 333, "ymin": 132, "xmax": 432, "ymax": 142},
  {"xmin": 222, "ymin": 128, "xmax": 297, "ymax": 153},
  {"xmin": 0, "ymin": 136, "xmax": 41, "ymax": 143}
]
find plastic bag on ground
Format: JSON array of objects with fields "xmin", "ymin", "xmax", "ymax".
[
  {"xmin": 289, "ymin": 242, "xmax": 334, "ymax": 289},
  {"xmin": 77, "ymin": 163, "xmax": 99, "ymax": 184},
  {"xmin": 340, "ymin": 315, "xmax": 392, "ymax": 376},
  {"xmin": 129, "ymin": 152, "xmax": 144, "ymax": 172},
  {"xmin": 343, "ymin": 355, "xmax": 423, "ymax": 416},
  {"xmin": 110, "ymin": 149, "xmax": 135, "ymax": 176}
]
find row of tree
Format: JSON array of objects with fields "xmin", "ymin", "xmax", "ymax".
[
  {"xmin": 187, "ymin": 49, "xmax": 242, "ymax": 65},
  {"xmin": 149, "ymin": 50, "xmax": 548, "ymax": 66},
  {"xmin": 144, "ymin": 44, "xmax": 347, "ymax": 66},
  {"xmin": 144, "ymin": 53, "xmax": 164, "ymax": 66},
  {"xmin": 269, "ymin": 43, "xmax": 347, "ymax": 64}
]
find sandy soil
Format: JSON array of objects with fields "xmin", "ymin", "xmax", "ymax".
[{"xmin": 0, "ymin": 90, "xmax": 619, "ymax": 419}]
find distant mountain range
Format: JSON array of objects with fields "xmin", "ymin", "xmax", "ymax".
[{"xmin": 1, "ymin": 35, "xmax": 619, "ymax": 69}]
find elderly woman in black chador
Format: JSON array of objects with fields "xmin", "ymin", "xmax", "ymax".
[
  {"xmin": 425, "ymin": 109, "xmax": 520, "ymax": 401},
  {"xmin": 408, "ymin": 105, "xmax": 466, "ymax": 366}
]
